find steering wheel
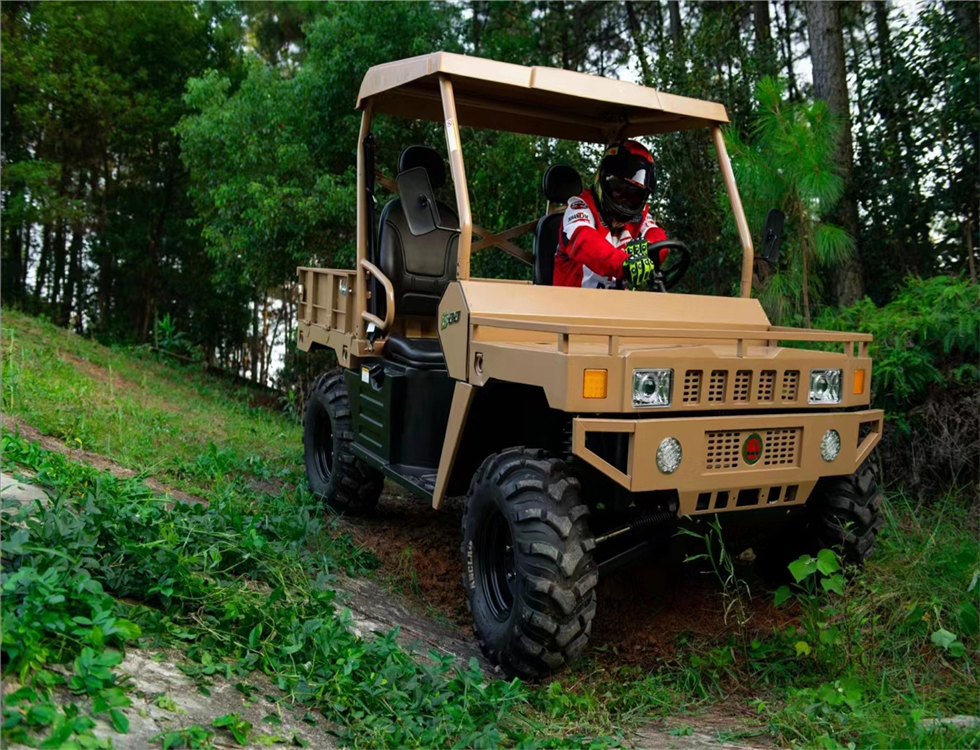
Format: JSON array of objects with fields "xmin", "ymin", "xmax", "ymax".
[{"xmin": 646, "ymin": 239, "xmax": 691, "ymax": 292}]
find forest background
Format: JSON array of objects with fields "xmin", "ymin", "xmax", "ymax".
[{"xmin": 2, "ymin": 0, "xmax": 977, "ymax": 495}]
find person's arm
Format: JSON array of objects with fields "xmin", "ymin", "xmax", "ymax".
[
  {"xmin": 563, "ymin": 198, "xmax": 629, "ymax": 278},
  {"xmin": 640, "ymin": 212, "xmax": 669, "ymax": 264}
]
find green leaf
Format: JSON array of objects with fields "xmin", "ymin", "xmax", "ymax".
[
  {"xmin": 820, "ymin": 574, "xmax": 845, "ymax": 595},
  {"xmin": 774, "ymin": 585, "xmax": 792, "ymax": 606},
  {"xmin": 788, "ymin": 555, "xmax": 817, "ymax": 583},
  {"xmin": 816, "ymin": 549, "xmax": 841, "ymax": 575},
  {"xmin": 957, "ymin": 601, "xmax": 979, "ymax": 636},
  {"xmin": 930, "ymin": 628, "xmax": 958, "ymax": 651},
  {"xmin": 109, "ymin": 708, "xmax": 129, "ymax": 734},
  {"xmin": 248, "ymin": 624, "xmax": 263, "ymax": 650},
  {"xmin": 795, "ymin": 641, "xmax": 811, "ymax": 657}
]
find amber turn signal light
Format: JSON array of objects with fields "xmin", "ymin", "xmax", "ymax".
[
  {"xmin": 853, "ymin": 368, "xmax": 866, "ymax": 395},
  {"xmin": 583, "ymin": 369, "xmax": 608, "ymax": 399}
]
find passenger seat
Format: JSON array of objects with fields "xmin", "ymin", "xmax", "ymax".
[{"xmin": 532, "ymin": 165, "xmax": 583, "ymax": 285}]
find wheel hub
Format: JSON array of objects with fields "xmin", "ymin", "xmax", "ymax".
[
  {"xmin": 313, "ymin": 404, "xmax": 334, "ymax": 481},
  {"xmin": 478, "ymin": 507, "xmax": 516, "ymax": 621}
]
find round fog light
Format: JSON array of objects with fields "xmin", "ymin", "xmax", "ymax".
[
  {"xmin": 820, "ymin": 429, "xmax": 841, "ymax": 462},
  {"xmin": 657, "ymin": 437, "xmax": 682, "ymax": 474}
]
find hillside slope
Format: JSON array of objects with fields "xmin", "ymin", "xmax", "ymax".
[{"xmin": 2, "ymin": 309, "xmax": 978, "ymax": 750}]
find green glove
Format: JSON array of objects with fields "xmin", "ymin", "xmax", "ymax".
[
  {"xmin": 622, "ymin": 253, "xmax": 655, "ymax": 289},
  {"xmin": 623, "ymin": 238, "xmax": 651, "ymax": 259}
]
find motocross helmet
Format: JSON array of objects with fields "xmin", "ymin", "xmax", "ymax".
[{"xmin": 594, "ymin": 140, "xmax": 656, "ymax": 224}]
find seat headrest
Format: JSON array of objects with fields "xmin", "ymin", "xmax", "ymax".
[
  {"xmin": 398, "ymin": 145, "xmax": 447, "ymax": 190},
  {"xmin": 542, "ymin": 165, "xmax": 583, "ymax": 204}
]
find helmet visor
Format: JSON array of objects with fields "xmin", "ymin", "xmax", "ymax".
[{"xmin": 606, "ymin": 175, "xmax": 649, "ymax": 213}]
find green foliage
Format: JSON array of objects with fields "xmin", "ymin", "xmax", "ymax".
[
  {"xmin": 816, "ymin": 275, "xmax": 979, "ymax": 494},
  {"xmin": 1, "ymin": 309, "xmax": 300, "ymax": 498},
  {"xmin": 725, "ymin": 77, "xmax": 853, "ymax": 325},
  {"xmin": 815, "ymin": 276, "xmax": 979, "ymax": 414},
  {"xmin": 178, "ymin": 2, "xmax": 461, "ymax": 289},
  {"xmin": 1, "ymin": 436, "xmax": 535, "ymax": 747},
  {"xmin": 0, "ymin": 1, "xmax": 247, "ymax": 346},
  {"xmin": 3, "ymin": 314, "xmax": 978, "ymax": 749}
]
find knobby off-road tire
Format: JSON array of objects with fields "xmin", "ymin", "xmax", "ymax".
[
  {"xmin": 808, "ymin": 459, "xmax": 884, "ymax": 564},
  {"xmin": 303, "ymin": 370, "xmax": 383, "ymax": 514},
  {"xmin": 461, "ymin": 448, "xmax": 597, "ymax": 680}
]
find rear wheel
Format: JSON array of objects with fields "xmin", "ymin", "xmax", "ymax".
[
  {"xmin": 461, "ymin": 448, "xmax": 597, "ymax": 680},
  {"xmin": 303, "ymin": 370, "xmax": 383, "ymax": 513}
]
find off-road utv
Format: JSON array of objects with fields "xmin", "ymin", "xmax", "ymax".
[{"xmin": 296, "ymin": 53, "xmax": 884, "ymax": 679}]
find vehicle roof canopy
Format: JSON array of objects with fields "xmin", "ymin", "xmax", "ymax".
[{"xmin": 356, "ymin": 52, "xmax": 729, "ymax": 143}]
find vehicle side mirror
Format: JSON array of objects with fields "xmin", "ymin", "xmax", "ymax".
[
  {"xmin": 397, "ymin": 167, "xmax": 441, "ymax": 236},
  {"xmin": 760, "ymin": 208, "xmax": 785, "ymax": 265}
]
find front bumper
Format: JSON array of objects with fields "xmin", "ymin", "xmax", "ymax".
[{"xmin": 572, "ymin": 409, "xmax": 884, "ymax": 516}]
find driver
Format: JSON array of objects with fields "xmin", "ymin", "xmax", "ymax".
[{"xmin": 554, "ymin": 140, "xmax": 669, "ymax": 289}]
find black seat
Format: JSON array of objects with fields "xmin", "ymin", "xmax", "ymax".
[
  {"xmin": 533, "ymin": 165, "xmax": 583, "ymax": 285},
  {"xmin": 377, "ymin": 145, "xmax": 459, "ymax": 369},
  {"xmin": 384, "ymin": 336, "xmax": 445, "ymax": 369}
]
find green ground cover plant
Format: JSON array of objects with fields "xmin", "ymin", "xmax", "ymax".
[
  {"xmin": 1, "ymin": 308, "xmax": 300, "ymax": 497},
  {"xmin": 2, "ymin": 311, "xmax": 977, "ymax": 749}
]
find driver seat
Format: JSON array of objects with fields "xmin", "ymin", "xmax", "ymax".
[
  {"xmin": 533, "ymin": 165, "xmax": 582, "ymax": 285},
  {"xmin": 376, "ymin": 146, "xmax": 459, "ymax": 369}
]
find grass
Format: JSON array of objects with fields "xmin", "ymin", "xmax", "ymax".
[
  {"xmin": 1, "ymin": 308, "xmax": 300, "ymax": 497},
  {"xmin": 1, "ymin": 307, "xmax": 978, "ymax": 749}
]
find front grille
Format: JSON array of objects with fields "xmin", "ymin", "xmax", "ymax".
[
  {"xmin": 762, "ymin": 428, "xmax": 801, "ymax": 465},
  {"xmin": 708, "ymin": 370, "xmax": 727, "ymax": 403},
  {"xmin": 733, "ymin": 370, "xmax": 752, "ymax": 402},
  {"xmin": 705, "ymin": 431, "xmax": 740, "ymax": 469},
  {"xmin": 757, "ymin": 370, "xmax": 776, "ymax": 401},
  {"xmin": 705, "ymin": 427, "xmax": 801, "ymax": 471},
  {"xmin": 683, "ymin": 370, "xmax": 702, "ymax": 403},
  {"xmin": 781, "ymin": 370, "xmax": 800, "ymax": 402}
]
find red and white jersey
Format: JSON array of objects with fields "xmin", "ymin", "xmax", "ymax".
[{"xmin": 554, "ymin": 188, "xmax": 667, "ymax": 289}]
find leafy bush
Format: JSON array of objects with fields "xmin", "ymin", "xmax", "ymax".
[{"xmin": 814, "ymin": 275, "xmax": 979, "ymax": 497}]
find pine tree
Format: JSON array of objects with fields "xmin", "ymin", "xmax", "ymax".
[{"xmin": 724, "ymin": 78, "xmax": 854, "ymax": 327}]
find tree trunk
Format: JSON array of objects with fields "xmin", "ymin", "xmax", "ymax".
[
  {"xmin": 95, "ymin": 158, "xmax": 112, "ymax": 332},
  {"xmin": 753, "ymin": 1, "xmax": 777, "ymax": 76},
  {"xmin": 625, "ymin": 3, "xmax": 653, "ymax": 86},
  {"xmin": 3, "ymin": 220, "xmax": 24, "ymax": 304},
  {"xmin": 668, "ymin": 1, "xmax": 681, "ymax": 49},
  {"xmin": 34, "ymin": 224, "xmax": 51, "ymax": 302},
  {"xmin": 806, "ymin": 0, "xmax": 864, "ymax": 306},
  {"xmin": 966, "ymin": 219, "xmax": 977, "ymax": 285},
  {"xmin": 777, "ymin": 1, "xmax": 798, "ymax": 100},
  {"xmin": 250, "ymin": 298, "xmax": 260, "ymax": 383},
  {"xmin": 61, "ymin": 219, "xmax": 84, "ymax": 328},
  {"xmin": 50, "ymin": 165, "xmax": 72, "ymax": 309}
]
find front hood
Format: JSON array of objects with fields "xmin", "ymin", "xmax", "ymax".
[{"xmin": 458, "ymin": 279, "xmax": 772, "ymax": 333}]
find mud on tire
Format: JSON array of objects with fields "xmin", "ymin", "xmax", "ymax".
[
  {"xmin": 808, "ymin": 459, "xmax": 884, "ymax": 564},
  {"xmin": 461, "ymin": 448, "xmax": 597, "ymax": 680},
  {"xmin": 303, "ymin": 370, "xmax": 383, "ymax": 514}
]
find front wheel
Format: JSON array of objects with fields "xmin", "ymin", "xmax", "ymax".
[
  {"xmin": 808, "ymin": 460, "xmax": 884, "ymax": 564},
  {"xmin": 758, "ymin": 460, "xmax": 884, "ymax": 580},
  {"xmin": 461, "ymin": 448, "xmax": 597, "ymax": 680}
]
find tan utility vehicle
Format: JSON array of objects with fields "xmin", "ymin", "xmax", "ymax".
[{"xmin": 296, "ymin": 53, "xmax": 884, "ymax": 679}]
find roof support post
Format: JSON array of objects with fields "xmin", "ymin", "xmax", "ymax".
[
  {"xmin": 355, "ymin": 102, "xmax": 374, "ymax": 341},
  {"xmin": 439, "ymin": 75, "xmax": 473, "ymax": 280},
  {"xmin": 711, "ymin": 124, "xmax": 754, "ymax": 298}
]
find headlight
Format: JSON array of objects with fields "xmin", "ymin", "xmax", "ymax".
[
  {"xmin": 809, "ymin": 369, "xmax": 842, "ymax": 404},
  {"xmin": 657, "ymin": 437, "xmax": 682, "ymax": 474},
  {"xmin": 633, "ymin": 368, "xmax": 673, "ymax": 408},
  {"xmin": 820, "ymin": 429, "xmax": 841, "ymax": 462}
]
